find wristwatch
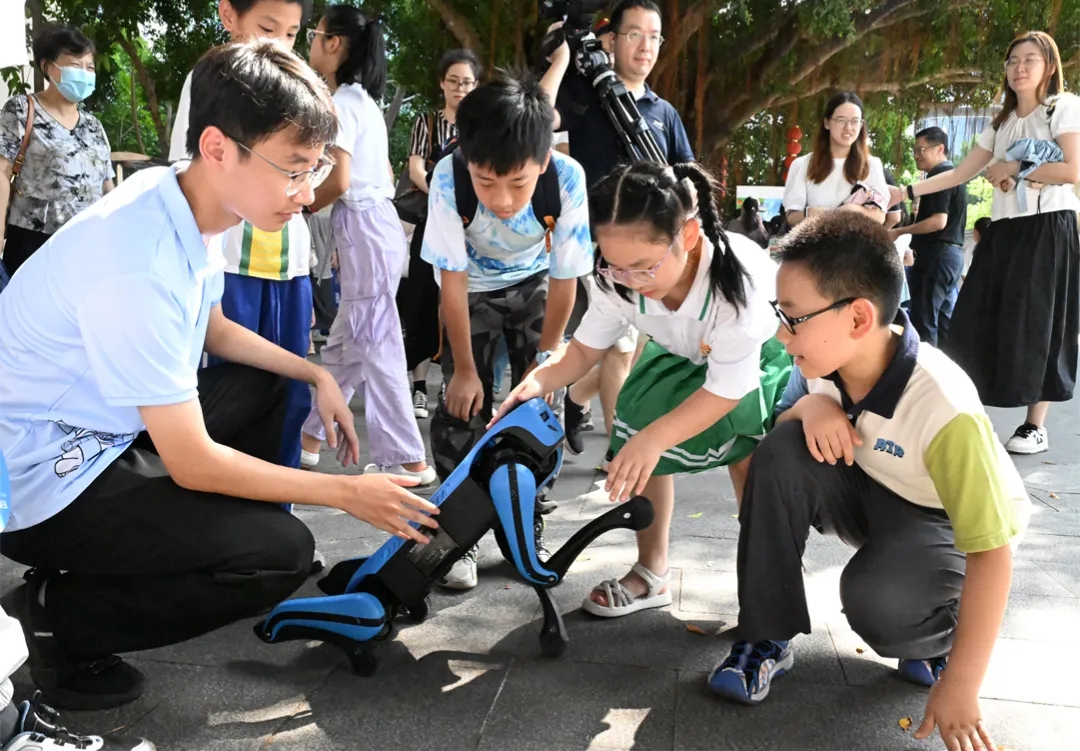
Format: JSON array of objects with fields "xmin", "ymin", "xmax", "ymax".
[
  {"xmin": 535, "ymin": 349, "xmax": 555, "ymax": 366},
  {"xmin": 906, "ymin": 184, "xmax": 915, "ymax": 201}
]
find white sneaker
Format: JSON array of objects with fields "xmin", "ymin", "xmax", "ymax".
[
  {"xmin": 412, "ymin": 391, "xmax": 429, "ymax": 419},
  {"xmin": 363, "ymin": 462, "xmax": 438, "ymax": 486},
  {"xmin": 1004, "ymin": 423, "xmax": 1049, "ymax": 455},
  {"xmin": 439, "ymin": 547, "xmax": 478, "ymax": 590}
]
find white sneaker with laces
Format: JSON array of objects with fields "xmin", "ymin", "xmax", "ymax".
[
  {"xmin": 439, "ymin": 548, "xmax": 478, "ymax": 590},
  {"xmin": 412, "ymin": 391, "xmax": 429, "ymax": 419},
  {"xmin": 363, "ymin": 463, "xmax": 438, "ymax": 486},
  {"xmin": 1004, "ymin": 423, "xmax": 1049, "ymax": 455}
]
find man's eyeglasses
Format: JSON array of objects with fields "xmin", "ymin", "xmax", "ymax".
[
  {"xmin": 771, "ymin": 298, "xmax": 856, "ymax": 335},
  {"xmin": 445, "ymin": 76, "xmax": 477, "ymax": 91},
  {"xmin": 617, "ymin": 30, "xmax": 664, "ymax": 47},
  {"xmin": 234, "ymin": 140, "xmax": 334, "ymax": 197}
]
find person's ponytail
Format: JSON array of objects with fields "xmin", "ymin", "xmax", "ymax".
[
  {"xmin": 672, "ymin": 163, "xmax": 749, "ymax": 311},
  {"xmin": 326, "ymin": 7, "xmax": 387, "ymax": 99}
]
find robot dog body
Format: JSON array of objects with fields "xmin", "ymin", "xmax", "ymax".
[{"xmin": 255, "ymin": 399, "xmax": 654, "ymax": 675}]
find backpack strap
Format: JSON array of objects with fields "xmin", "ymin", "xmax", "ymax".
[
  {"xmin": 452, "ymin": 147, "xmax": 479, "ymax": 228},
  {"xmin": 531, "ymin": 158, "xmax": 562, "ymax": 253}
]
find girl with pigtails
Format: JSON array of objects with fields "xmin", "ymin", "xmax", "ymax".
[{"xmin": 491, "ymin": 161, "xmax": 791, "ymax": 619}]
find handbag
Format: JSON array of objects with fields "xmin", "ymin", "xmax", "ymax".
[
  {"xmin": 1, "ymin": 95, "xmax": 35, "ymax": 290},
  {"xmin": 392, "ymin": 113, "xmax": 436, "ymax": 225}
]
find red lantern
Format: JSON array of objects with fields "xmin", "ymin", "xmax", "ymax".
[{"xmin": 782, "ymin": 125, "xmax": 803, "ymax": 182}]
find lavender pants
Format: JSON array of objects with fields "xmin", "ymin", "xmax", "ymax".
[{"xmin": 302, "ymin": 199, "xmax": 426, "ymax": 467}]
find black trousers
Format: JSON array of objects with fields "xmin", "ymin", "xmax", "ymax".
[
  {"xmin": 396, "ymin": 224, "xmax": 441, "ymax": 371},
  {"xmin": 1, "ymin": 225, "xmax": 51, "ymax": 277},
  {"xmin": 1, "ymin": 364, "xmax": 315, "ymax": 659},
  {"xmin": 736, "ymin": 421, "xmax": 965, "ymax": 659},
  {"xmin": 908, "ymin": 241, "xmax": 965, "ymax": 347}
]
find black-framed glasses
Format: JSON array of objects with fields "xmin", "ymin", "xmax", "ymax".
[
  {"xmin": 771, "ymin": 298, "xmax": 857, "ymax": 335},
  {"xmin": 234, "ymin": 140, "xmax": 334, "ymax": 197},
  {"xmin": 444, "ymin": 76, "xmax": 477, "ymax": 91}
]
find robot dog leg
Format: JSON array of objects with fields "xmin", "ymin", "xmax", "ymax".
[{"xmin": 254, "ymin": 398, "xmax": 654, "ymax": 674}]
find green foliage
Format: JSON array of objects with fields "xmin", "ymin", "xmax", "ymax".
[
  {"xmin": 965, "ymin": 175, "xmax": 994, "ymax": 229},
  {"xmin": 92, "ymin": 47, "xmax": 162, "ymax": 157}
]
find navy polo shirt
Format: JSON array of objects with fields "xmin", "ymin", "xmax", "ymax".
[{"xmin": 556, "ymin": 73, "xmax": 694, "ymax": 187}]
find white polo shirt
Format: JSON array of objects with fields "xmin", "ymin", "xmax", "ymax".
[
  {"xmin": 0, "ymin": 165, "xmax": 226, "ymax": 532},
  {"xmin": 779, "ymin": 313, "xmax": 1031, "ymax": 553},
  {"xmin": 573, "ymin": 233, "xmax": 779, "ymax": 400}
]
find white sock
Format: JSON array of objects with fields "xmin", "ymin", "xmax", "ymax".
[{"xmin": 300, "ymin": 450, "xmax": 320, "ymax": 468}]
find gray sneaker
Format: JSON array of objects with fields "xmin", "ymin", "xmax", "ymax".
[{"xmin": 439, "ymin": 547, "xmax": 478, "ymax": 590}]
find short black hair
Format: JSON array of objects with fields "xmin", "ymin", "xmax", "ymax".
[
  {"xmin": 610, "ymin": 0, "xmax": 662, "ymax": 32},
  {"xmin": 32, "ymin": 25, "xmax": 94, "ymax": 71},
  {"xmin": 776, "ymin": 212, "xmax": 903, "ymax": 327},
  {"xmin": 185, "ymin": 39, "xmax": 337, "ymax": 159},
  {"xmin": 914, "ymin": 126, "xmax": 949, "ymax": 152},
  {"xmin": 438, "ymin": 49, "xmax": 482, "ymax": 81},
  {"xmin": 974, "ymin": 216, "xmax": 991, "ymax": 236},
  {"xmin": 455, "ymin": 71, "xmax": 553, "ymax": 174},
  {"xmin": 227, "ymin": 0, "xmax": 313, "ymax": 25}
]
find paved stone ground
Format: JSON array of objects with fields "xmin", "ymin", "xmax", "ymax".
[{"xmin": 3, "ymin": 370, "xmax": 1079, "ymax": 750}]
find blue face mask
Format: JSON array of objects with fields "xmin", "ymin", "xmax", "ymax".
[{"xmin": 51, "ymin": 65, "xmax": 96, "ymax": 103}]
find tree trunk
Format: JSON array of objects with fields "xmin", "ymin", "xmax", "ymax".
[
  {"xmin": 129, "ymin": 71, "xmax": 146, "ymax": 155},
  {"xmin": 692, "ymin": 20, "xmax": 707, "ymax": 157},
  {"xmin": 118, "ymin": 35, "xmax": 167, "ymax": 151},
  {"xmin": 488, "ymin": 0, "xmax": 501, "ymax": 73},
  {"xmin": 384, "ymin": 83, "xmax": 405, "ymax": 130},
  {"xmin": 27, "ymin": 0, "xmax": 44, "ymax": 91},
  {"xmin": 427, "ymin": 0, "xmax": 482, "ymax": 51}
]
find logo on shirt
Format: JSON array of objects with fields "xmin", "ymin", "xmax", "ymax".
[
  {"xmin": 52, "ymin": 422, "xmax": 136, "ymax": 478},
  {"xmin": 872, "ymin": 438, "xmax": 905, "ymax": 458},
  {"xmin": 652, "ymin": 119, "xmax": 666, "ymax": 132}
]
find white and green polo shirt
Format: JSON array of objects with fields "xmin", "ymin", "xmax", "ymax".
[{"xmin": 781, "ymin": 313, "xmax": 1031, "ymax": 554}]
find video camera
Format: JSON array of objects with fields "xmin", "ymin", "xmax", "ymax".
[{"xmin": 540, "ymin": 0, "xmax": 665, "ymax": 164}]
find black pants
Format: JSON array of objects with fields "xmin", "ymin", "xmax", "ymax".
[
  {"xmin": 736, "ymin": 421, "xmax": 965, "ymax": 659},
  {"xmin": 1, "ymin": 225, "xmax": 51, "ymax": 277},
  {"xmin": 396, "ymin": 224, "xmax": 441, "ymax": 371},
  {"xmin": 908, "ymin": 241, "xmax": 965, "ymax": 348},
  {"xmin": 1, "ymin": 364, "xmax": 315, "ymax": 659}
]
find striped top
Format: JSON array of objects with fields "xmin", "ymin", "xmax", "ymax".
[
  {"xmin": 408, "ymin": 110, "xmax": 456, "ymax": 162},
  {"xmin": 221, "ymin": 214, "xmax": 311, "ymax": 280}
]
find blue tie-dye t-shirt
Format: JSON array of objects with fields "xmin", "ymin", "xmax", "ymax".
[{"xmin": 421, "ymin": 151, "xmax": 594, "ymax": 292}]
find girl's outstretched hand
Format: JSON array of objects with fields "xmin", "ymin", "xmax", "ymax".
[
  {"xmin": 605, "ymin": 433, "xmax": 663, "ymax": 502},
  {"xmin": 488, "ymin": 375, "xmax": 545, "ymax": 429}
]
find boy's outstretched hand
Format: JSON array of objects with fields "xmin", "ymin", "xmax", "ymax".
[
  {"xmin": 796, "ymin": 393, "xmax": 863, "ymax": 466},
  {"xmin": 487, "ymin": 375, "xmax": 545, "ymax": 429},
  {"xmin": 915, "ymin": 677, "xmax": 996, "ymax": 751}
]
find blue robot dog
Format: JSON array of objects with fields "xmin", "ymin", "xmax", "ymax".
[{"xmin": 254, "ymin": 398, "xmax": 655, "ymax": 676}]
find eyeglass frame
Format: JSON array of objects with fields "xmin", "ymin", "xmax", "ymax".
[
  {"xmin": 770, "ymin": 298, "xmax": 857, "ymax": 335},
  {"xmin": 233, "ymin": 139, "xmax": 334, "ymax": 197},
  {"xmin": 829, "ymin": 116, "xmax": 864, "ymax": 130},
  {"xmin": 1005, "ymin": 54, "xmax": 1044, "ymax": 71},
  {"xmin": 615, "ymin": 30, "xmax": 665, "ymax": 47},
  {"xmin": 444, "ymin": 76, "xmax": 477, "ymax": 91},
  {"xmin": 594, "ymin": 217, "xmax": 695, "ymax": 286},
  {"xmin": 306, "ymin": 28, "xmax": 334, "ymax": 45}
]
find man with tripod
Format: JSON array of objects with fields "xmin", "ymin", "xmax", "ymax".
[{"xmin": 540, "ymin": 0, "xmax": 693, "ymax": 460}]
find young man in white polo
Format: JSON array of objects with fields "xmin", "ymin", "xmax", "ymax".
[{"xmin": 0, "ymin": 40, "xmax": 437, "ymax": 713}]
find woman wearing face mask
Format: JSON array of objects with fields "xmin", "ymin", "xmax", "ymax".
[{"xmin": 0, "ymin": 25, "xmax": 113, "ymax": 276}]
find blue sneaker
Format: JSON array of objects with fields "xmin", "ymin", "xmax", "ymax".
[
  {"xmin": 707, "ymin": 640, "xmax": 793, "ymax": 705},
  {"xmin": 897, "ymin": 656, "xmax": 948, "ymax": 687}
]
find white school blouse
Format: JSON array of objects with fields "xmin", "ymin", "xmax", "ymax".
[{"xmin": 573, "ymin": 234, "xmax": 779, "ymax": 400}]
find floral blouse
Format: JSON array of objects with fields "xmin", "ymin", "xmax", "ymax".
[{"xmin": 1, "ymin": 94, "xmax": 114, "ymax": 235}]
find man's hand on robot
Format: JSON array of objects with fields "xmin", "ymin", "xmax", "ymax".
[
  {"xmin": 345, "ymin": 474, "xmax": 440, "ymax": 544},
  {"xmin": 604, "ymin": 433, "xmax": 663, "ymax": 502}
]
